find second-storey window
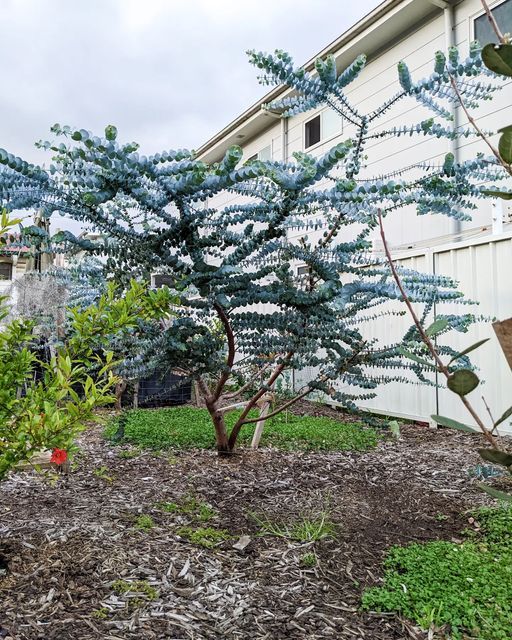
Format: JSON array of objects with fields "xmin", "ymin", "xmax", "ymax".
[
  {"xmin": 0, "ymin": 261, "xmax": 13, "ymax": 280},
  {"xmin": 474, "ymin": 0, "xmax": 512, "ymax": 44},
  {"xmin": 245, "ymin": 144, "xmax": 272, "ymax": 164},
  {"xmin": 304, "ymin": 109, "xmax": 342, "ymax": 149}
]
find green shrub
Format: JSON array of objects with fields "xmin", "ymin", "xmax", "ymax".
[
  {"xmin": 362, "ymin": 506, "xmax": 512, "ymax": 640},
  {"xmin": 105, "ymin": 406, "xmax": 379, "ymax": 452}
]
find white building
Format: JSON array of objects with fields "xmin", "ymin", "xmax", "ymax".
[
  {"xmin": 0, "ymin": 234, "xmax": 30, "ymax": 302},
  {"xmin": 197, "ymin": 0, "xmax": 512, "ymax": 431}
]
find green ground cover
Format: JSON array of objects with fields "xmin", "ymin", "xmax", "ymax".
[
  {"xmin": 362, "ymin": 506, "xmax": 512, "ymax": 640},
  {"xmin": 105, "ymin": 406, "xmax": 380, "ymax": 452}
]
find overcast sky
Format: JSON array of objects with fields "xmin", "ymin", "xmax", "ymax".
[{"xmin": 1, "ymin": 0, "xmax": 381, "ymax": 167}]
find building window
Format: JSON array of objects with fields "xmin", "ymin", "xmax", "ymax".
[
  {"xmin": 305, "ymin": 115, "xmax": 321, "ymax": 148},
  {"xmin": 152, "ymin": 273, "xmax": 176, "ymax": 288},
  {"xmin": 258, "ymin": 145, "xmax": 272, "ymax": 161},
  {"xmin": 245, "ymin": 145, "xmax": 272, "ymax": 164},
  {"xmin": 0, "ymin": 261, "xmax": 12, "ymax": 280},
  {"xmin": 297, "ymin": 265, "xmax": 310, "ymax": 276},
  {"xmin": 305, "ymin": 109, "xmax": 343, "ymax": 149},
  {"xmin": 474, "ymin": 0, "xmax": 512, "ymax": 44}
]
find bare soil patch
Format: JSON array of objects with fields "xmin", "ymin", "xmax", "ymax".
[{"xmin": 0, "ymin": 409, "xmax": 500, "ymax": 640}]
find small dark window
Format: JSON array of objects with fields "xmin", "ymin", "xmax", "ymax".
[
  {"xmin": 474, "ymin": 0, "xmax": 512, "ymax": 44},
  {"xmin": 153, "ymin": 273, "xmax": 175, "ymax": 288},
  {"xmin": 305, "ymin": 115, "xmax": 321, "ymax": 148},
  {"xmin": 0, "ymin": 262, "xmax": 12, "ymax": 280},
  {"xmin": 297, "ymin": 265, "xmax": 310, "ymax": 276}
]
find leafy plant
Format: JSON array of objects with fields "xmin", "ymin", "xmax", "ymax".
[
  {"xmin": 362, "ymin": 506, "xmax": 512, "ymax": 640},
  {"xmin": 157, "ymin": 496, "xmax": 217, "ymax": 522},
  {"xmin": 134, "ymin": 514, "xmax": 154, "ymax": 531},
  {"xmin": 93, "ymin": 465, "xmax": 114, "ymax": 483},
  {"xmin": 0, "ymin": 40, "xmax": 505, "ymax": 455},
  {"xmin": 0, "ymin": 212, "xmax": 174, "ymax": 482},
  {"xmin": 300, "ymin": 552, "xmax": 318, "ymax": 568},
  {"xmin": 177, "ymin": 526, "xmax": 231, "ymax": 548},
  {"xmin": 104, "ymin": 406, "xmax": 380, "ymax": 452},
  {"xmin": 111, "ymin": 579, "xmax": 158, "ymax": 600}
]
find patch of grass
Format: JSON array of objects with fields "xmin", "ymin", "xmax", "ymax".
[
  {"xmin": 134, "ymin": 514, "xmax": 154, "ymax": 531},
  {"xmin": 112, "ymin": 579, "xmax": 158, "ymax": 601},
  {"xmin": 253, "ymin": 511, "xmax": 336, "ymax": 542},
  {"xmin": 117, "ymin": 448, "xmax": 140, "ymax": 459},
  {"xmin": 157, "ymin": 496, "xmax": 216, "ymax": 522},
  {"xmin": 91, "ymin": 607, "xmax": 109, "ymax": 619},
  {"xmin": 177, "ymin": 526, "xmax": 231, "ymax": 548},
  {"xmin": 104, "ymin": 406, "xmax": 379, "ymax": 452},
  {"xmin": 300, "ymin": 552, "xmax": 317, "ymax": 568},
  {"xmin": 93, "ymin": 465, "xmax": 114, "ymax": 483},
  {"xmin": 362, "ymin": 506, "xmax": 512, "ymax": 640}
]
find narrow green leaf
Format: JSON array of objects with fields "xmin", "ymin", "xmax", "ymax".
[
  {"xmin": 449, "ymin": 338, "xmax": 490, "ymax": 364},
  {"xmin": 499, "ymin": 128, "xmax": 512, "ymax": 164},
  {"xmin": 494, "ymin": 405, "xmax": 512, "ymax": 428},
  {"xmin": 477, "ymin": 483, "xmax": 512, "ymax": 503},
  {"xmin": 431, "ymin": 414, "xmax": 477, "ymax": 433},
  {"xmin": 481, "ymin": 189, "xmax": 512, "ymax": 200},
  {"xmin": 481, "ymin": 43, "xmax": 512, "ymax": 77},
  {"xmin": 425, "ymin": 318, "xmax": 449, "ymax": 337},
  {"xmin": 447, "ymin": 369, "xmax": 479, "ymax": 396},
  {"xmin": 478, "ymin": 448, "xmax": 512, "ymax": 467},
  {"xmin": 398, "ymin": 347, "xmax": 435, "ymax": 369}
]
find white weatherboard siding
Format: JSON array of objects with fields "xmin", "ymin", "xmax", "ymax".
[{"xmin": 199, "ymin": 0, "xmax": 512, "ymax": 431}]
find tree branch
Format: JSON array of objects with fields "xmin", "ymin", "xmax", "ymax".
[
  {"xmin": 210, "ymin": 302, "xmax": 236, "ymax": 403},
  {"xmin": 448, "ymin": 72, "xmax": 512, "ymax": 177},
  {"xmin": 227, "ymin": 352, "xmax": 293, "ymax": 448},
  {"xmin": 481, "ymin": 0, "xmax": 507, "ymax": 44},
  {"xmin": 222, "ymin": 361, "xmax": 273, "ymax": 400}
]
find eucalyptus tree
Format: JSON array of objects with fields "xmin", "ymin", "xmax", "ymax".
[{"xmin": 0, "ymin": 43, "xmax": 509, "ymax": 454}]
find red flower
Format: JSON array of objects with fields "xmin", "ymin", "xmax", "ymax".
[{"xmin": 50, "ymin": 448, "xmax": 68, "ymax": 465}]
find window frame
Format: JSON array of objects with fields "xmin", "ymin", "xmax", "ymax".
[
  {"xmin": 303, "ymin": 108, "xmax": 343, "ymax": 151},
  {"xmin": 471, "ymin": 0, "xmax": 512, "ymax": 43},
  {"xmin": 0, "ymin": 261, "xmax": 13, "ymax": 281},
  {"xmin": 244, "ymin": 142, "xmax": 273, "ymax": 165}
]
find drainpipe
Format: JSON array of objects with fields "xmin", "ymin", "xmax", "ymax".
[
  {"xmin": 432, "ymin": 0, "xmax": 461, "ymax": 240},
  {"xmin": 281, "ymin": 116, "xmax": 288, "ymax": 164}
]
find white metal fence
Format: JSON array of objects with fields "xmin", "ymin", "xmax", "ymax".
[{"xmin": 295, "ymin": 231, "xmax": 512, "ymax": 434}]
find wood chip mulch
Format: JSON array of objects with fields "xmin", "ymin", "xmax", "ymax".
[{"xmin": 0, "ymin": 412, "xmax": 503, "ymax": 640}]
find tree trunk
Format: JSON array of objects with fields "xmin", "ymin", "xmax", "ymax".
[
  {"xmin": 207, "ymin": 403, "xmax": 231, "ymax": 455},
  {"xmin": 115, "ymin": 379, "xmax": 128, "ymax": 411}
]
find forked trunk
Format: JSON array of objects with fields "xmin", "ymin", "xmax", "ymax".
[{"xmin": 208, "ymin": 405, "xmax": 232, "ymax": 455}]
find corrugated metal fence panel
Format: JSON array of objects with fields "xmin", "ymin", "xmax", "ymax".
[
  {"xmin": 354, "ymin": 233, "xmax": 512, "ymax": 434},
  {"xmin": 434, "ymin": 235, "xmax": 512, "ymax": 435}
]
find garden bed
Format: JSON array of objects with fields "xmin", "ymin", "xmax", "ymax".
[{"xmin": 0, "ymin": 407, "xmax": 507, "ymax": 640}]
